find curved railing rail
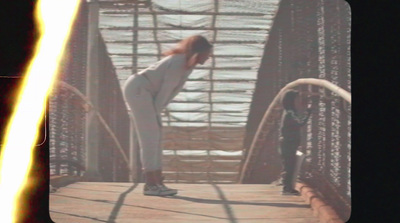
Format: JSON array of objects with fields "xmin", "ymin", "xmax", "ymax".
[
  {"xmin": 239, "ymin": 78, "xmax": 351, "ymax": 219},
  {"xmin": 239, "ymin": 78, "xmax": 350, "ymax": 182},
  {"xmin": 50, "ymin": 1, "xmax": 131, "ymax": 181},
  {"xmin": 56, "ymin": 81, "xmax": 132, "ymax": 176}
]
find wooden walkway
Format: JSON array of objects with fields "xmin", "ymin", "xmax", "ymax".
[{"xmin": 49, "ymin": 182, "xmax": 319, "ymax": 223}]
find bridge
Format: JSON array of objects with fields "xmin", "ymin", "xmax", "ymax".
[{"xmin": 48, "ymin": 0, "xmax": 351, "ymax": 222}]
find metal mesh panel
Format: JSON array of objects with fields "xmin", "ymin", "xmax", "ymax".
[
  {"xmin": 243, "ymin": 0, "xmax": 351, "ymax": 220},
  {"xmin": 50, "ymin": 1, "xmax": 131, "ymax": 182},
  {"xmin": 49, "ymin": 1, "xmax": 88, "ymax": 176},
  {"xmin": 97, "ymin": 34, "xmax": 131, "ymax": 181}
]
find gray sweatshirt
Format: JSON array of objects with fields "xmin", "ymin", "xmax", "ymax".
[{"xmin": 137, "ymin": 53, "xmax": 193, "ymax": 114}]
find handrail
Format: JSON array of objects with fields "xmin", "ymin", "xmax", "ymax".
[
  {"xmin": 55, "ymin": 81, "xmax": 132, "ymax": 175},
  {"xmin": 239, "ymin": 78, "xmax": 351, "ymax": 183}
]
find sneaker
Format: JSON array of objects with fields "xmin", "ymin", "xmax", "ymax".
[
  {"xmin": 282, "ymin": 189, "xmax": 300, "ymax": 196},
  {"xmin": 143, "ymin": 184, "xmax": 177, "ymax": 196},
  {"xmin": 158, "ymin": 184, "xmax": 178, "ymax": 196},
  {"xmin": 159, "ymin": 176, "xmax": 178, "ymax": 195}
]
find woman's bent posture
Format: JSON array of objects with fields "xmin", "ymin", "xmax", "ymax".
[{"xmin": 123, "ymin": 35, "xmax": 212, "ymax": 196}]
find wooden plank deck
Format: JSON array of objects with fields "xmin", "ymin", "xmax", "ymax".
[{"xmin": 49, "ymin": 183, "xmax": 319, "ymax": 223}]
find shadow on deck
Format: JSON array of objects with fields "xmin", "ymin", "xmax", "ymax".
[{"xmin": 50, "ymin": 182, "xmax": 320, "ymax": 223}]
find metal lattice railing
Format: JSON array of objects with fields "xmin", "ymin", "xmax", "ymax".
[
  {"xmin": 242, "ymin": 0, "xmax": 351, "ymax": 221},
  {"xmin": 49, "ymin": 1, "xmax": 131, "ymax": 182},
  {"xmin": 240, "ymin": 78, "xmax": 351, "ymax": 219},
  {"xmin": 49, "ymin": 1, "xmax": 88, "ymax": 177}
]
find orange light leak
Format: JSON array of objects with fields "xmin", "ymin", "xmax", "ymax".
[{"xmin": 0, "ymin": 0, "xmax": 80, "ymax": 222}]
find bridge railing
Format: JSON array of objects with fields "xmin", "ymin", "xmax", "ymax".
[
  {"xmin": 49, "ymin": 1, "xmax": 131, "ymax": 182},
  {"xmin": 241, "ymin": 0, "xmax": 351, "ymax": 220},
  {"xmin": 239, "ymin": 78, "xmax": 351, "ymax": 220}
]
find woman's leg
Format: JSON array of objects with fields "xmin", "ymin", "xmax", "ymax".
[
  {"xmin": 280, "ymin": 141, "xmax": 298, "ymax": 192},
  {"xmin": 124, "ymin": 83, "xmax": 161, "ymax": 173},
  {"xmin": 282, "ymin": 152, "xmax": 297, "ymax": 191},
  {"xmin": 153, "ymin": 113, "xmax": 177, "ymax": 195},
  {"xmin": 155, "ymin": 119, "xmax": 163, "ymax": 171},
  {"xmin": 124, "ymin": 78, "xmax": 177, "ymax": 196}
]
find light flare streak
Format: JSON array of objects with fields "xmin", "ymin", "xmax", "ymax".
[{"xmin": 0, "ymin": 0, "xmax": 80, "ymax": 222}]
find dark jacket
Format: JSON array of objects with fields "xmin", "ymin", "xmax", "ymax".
[{"xmin": 280, "ymin": 109, "xmax": 311, "ymax": 143}]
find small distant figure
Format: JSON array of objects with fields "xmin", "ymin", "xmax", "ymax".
[{"xmin": 279, "ymin": 89, "xmax": 311, "ymax": 196}]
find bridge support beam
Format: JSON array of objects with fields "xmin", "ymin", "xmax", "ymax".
[{"xmin": 83, "ymin": 0, "xmax": 102, "ymax": 181}]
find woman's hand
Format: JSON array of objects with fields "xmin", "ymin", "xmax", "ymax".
[{"xmin": 306, "ymin": 104, "xmax": 312, "ymax": 113}]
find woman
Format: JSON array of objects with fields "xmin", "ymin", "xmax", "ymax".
[
  {"xmin": 279, "ymin": 89, "xmax": 311, "ymax": 195},
  {"xmin": 123, "ymin": 35, "xmax": 212, "ymax": 196}
]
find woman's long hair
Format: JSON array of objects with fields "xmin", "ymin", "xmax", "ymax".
[
  {"xmin": 281, "ymin": 89, "xmax": 299, "ymax": 111},
  {"xmin": 163, "ymin": 35, "xmax": 213, "ymax": 68}
]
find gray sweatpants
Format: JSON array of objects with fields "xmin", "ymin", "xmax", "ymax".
[{"xmin": 123, "ymin": 75, "xmax": 163, "ymax": 171}]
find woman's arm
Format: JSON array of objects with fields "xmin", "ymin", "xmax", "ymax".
[
  {"xmin": 287, "ymin": 109, "xmax": 311, "ymax": 126},
  {"xmin": 154, "ymin": 55, "xmax": 186, "ymax": 115}
]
